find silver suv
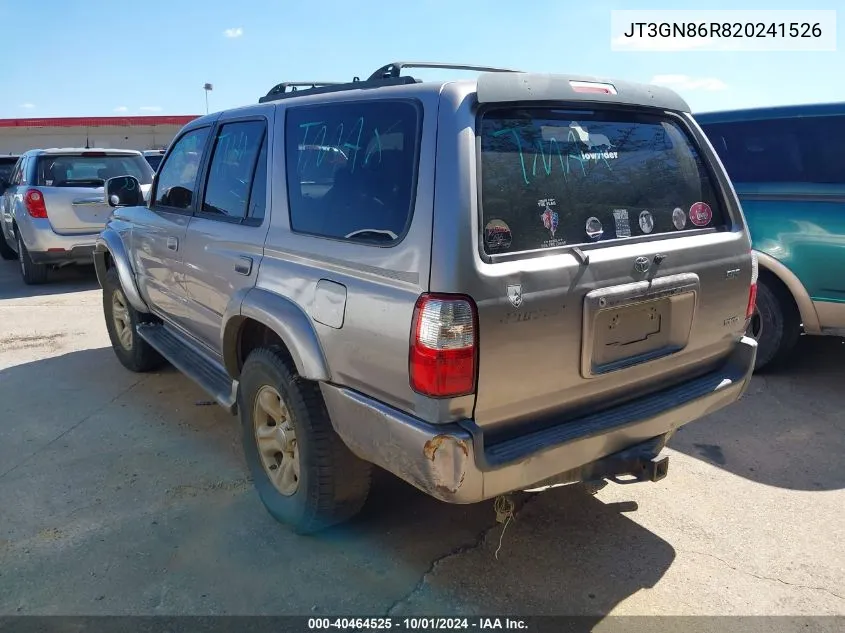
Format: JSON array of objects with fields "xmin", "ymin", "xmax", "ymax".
[
  {"xmin": 94, "ymin": 62, "xmax": 759, "ymax": 534},
  {"xmin": 0, "ymin": 148, "xmax": 154, "ymax": 284}
]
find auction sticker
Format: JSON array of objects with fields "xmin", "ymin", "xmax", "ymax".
[
  {"xmin": 638, "ymin": 210, "xmax": 654, "ymax": 234},
  {"xmin": 672, "ymin": 207, "xmax": 687, "ymax": 230},
  {"xmin": 689, "ymin": 201, "xmax": 713, "ymax": 227},
  {"xmin": 585, "ymin": 216, "xmax": 604, "ymax": 241},
  {"xmin": 484, "ymin": 219, "xmax": 512, "ymax": 251}
]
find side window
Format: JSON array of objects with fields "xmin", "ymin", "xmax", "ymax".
[
  {"xmin": 153, "ymin": 127, "xmax": 210, "ymax": 210},
  {"xmin": 246, "ymin": 137, "xmax": 268, "ymax": 223},
  {"xmin": 10, "ymin": 158, "xmax": 24, "ymax": 186},
  {"xmin": 702, "ymin": 115, "xmax": 845, "ymax": 185},
  {"xmin": 200, "ymin": 120, "xmax": 266, "ymax": 221},
  {"xmin": 284, "ymin": 100, "xmax": 421, "ymax": 244}
]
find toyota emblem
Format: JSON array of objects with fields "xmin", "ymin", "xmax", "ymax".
[{"xmin": 634, "ymin": 256, "xmax": 650, "ymax": 274}]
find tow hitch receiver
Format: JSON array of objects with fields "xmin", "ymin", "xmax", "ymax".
[{"xmin": 610, "ymin": 453, "xmax": 670, "ymax": 484}]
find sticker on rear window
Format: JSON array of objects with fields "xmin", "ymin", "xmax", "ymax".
[
  {"xmin": 539, "ymin": 198, "xmax": 566, "ymax": 248},
  {"xmin": 613, "ymin": 209, "xmax": 631, "ymax": 238},
  {"xmin": 639, "ymin": 210, "xmax": 654, "ymax": 234},
  {"xmin": 689, "ymin": 202, "xmax": 713, "ymax": 227},
  {"xmin": 672, "ymin": 207, "xmax": 687, "ymax": 230},
  {"xmin": 585, "ymin": 216, "xmax": 604, "ymax": 241},
  {"xmin": 484, "ymin": 219, "xmax": 512, "ymax": 252}
]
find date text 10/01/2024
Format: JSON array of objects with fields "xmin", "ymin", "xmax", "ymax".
[{"xmin": 307, "ymin": 617, "xmax": 528, "ymax": 630}]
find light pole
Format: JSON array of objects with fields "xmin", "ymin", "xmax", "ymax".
[{"xmin": 203, "ymin": 83, "xmax": 213, "ymax": 114}]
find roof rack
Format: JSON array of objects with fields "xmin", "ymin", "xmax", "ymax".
[
  {"xmin": 367, "ymin": 61, "xmax": 521, "ymax": 81},
  {"xmin": 259, "ymin": 82, "xmax": 342, "ymax": 103},
  {"xmin": 258, "ymin": 62, "xmax": 521, "ymax": 104}
]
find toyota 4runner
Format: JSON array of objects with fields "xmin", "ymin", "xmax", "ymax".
[{"xmin": 94, "ymin": 62, "xmax": 758, "ymax": 534}]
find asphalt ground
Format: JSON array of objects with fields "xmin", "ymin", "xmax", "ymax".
[{"xmin": 1, "ymin": 260, "xmax": 843, "ymax": 621}]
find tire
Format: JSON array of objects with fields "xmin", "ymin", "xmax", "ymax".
[
  {"xmin": 102, "ymin": 266, "xmax": 164, "ymax": 372},
  {"xmin": 0, "ymin": 233, "xmax": 15, "ymax": 260},
  {"xmin": 238, "ymin": 346, "xmax": 372, "ymax": 534},
  {"xmin": 17, "ymin": 234, "xmax": 48, "ymax": 285},
  {"xmin": 748, "ymin": 278, "xmax": 801, "ymax": 372}
]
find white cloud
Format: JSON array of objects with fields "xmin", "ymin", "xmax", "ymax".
[
  {"xmin": 114, "ymin": 106, "xmax": 128, "ymax": 113},
  {"xmin": 19, "ymin": 102, "xmax": 35, "ymax": 109},
  {"xmin": 223, "ymin": 27, "xmax": 243, "ymax": 38},
  {"xmin": 139, "ymin": 106, "xmax": 163, "ymax": 112},
  {"xmin": 649, "ymin": 74, "xmax": 728, "ymax": 91}
]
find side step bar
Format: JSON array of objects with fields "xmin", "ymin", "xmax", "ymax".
[{"xmin": 136, "ymin": 323, "xmax": 238, "ymax": 414}]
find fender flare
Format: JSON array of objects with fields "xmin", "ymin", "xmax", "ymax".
[
  {"xmin": 94, "ymin": 228, "xmax": 151, "ymax": 314},
  {"xmin": 755, "ymin": 250, "xmax": 820, "ymax": 334},
  {"xmin": 221, "ymin": 287, "xmax": 330, "ymax": 382}
]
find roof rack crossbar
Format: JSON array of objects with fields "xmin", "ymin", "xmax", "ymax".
[
  {"xmin": 258, "ymin": 76, "xmax": 416, "ymax": 103},
  {"xmin": 367, "ymin": 61, "xmax": 521, "ymax": 81},
  {"xmin": 264, "ymin": 81, "xmax": 342, "ymax": 95}
]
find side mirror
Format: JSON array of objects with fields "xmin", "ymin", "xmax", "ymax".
[{"xmin": 106, "ymin": 175, "xmax": 144, "ymax": 207}]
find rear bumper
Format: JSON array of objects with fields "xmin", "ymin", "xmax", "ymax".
[
  {"xmin": 17, "ymin": 216, "xmax": 98, "ymax": 265},
  {"xmin": 320, "ymin": 336, "xmax": 757, "ymax": 504}
]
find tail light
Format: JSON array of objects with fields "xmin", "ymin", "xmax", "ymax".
[
  {"xmin": 23, "ymin": 189, "xmax": 48, "ymax": 218},
  {"xmin": 746, "ymin": 250, "xmax": 759, "ymax": 320},
  {"xmin": 409, "ymin": 294, "xmax": 478, "ymax": 398},
  {"xmin": 569, "ymin": 80, "xmax": 618, "ymax": 95}
]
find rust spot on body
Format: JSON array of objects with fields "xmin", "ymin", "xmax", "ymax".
[{"xmin": 424, "ymin": 435, "xmax": 469, "ymax": 461}]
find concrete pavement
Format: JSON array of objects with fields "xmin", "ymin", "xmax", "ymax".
[{"xmin": 0, "ymin": 260, "xmax": 842, "ymax": 619}]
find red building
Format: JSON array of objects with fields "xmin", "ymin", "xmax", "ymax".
[{"xmin": 0, "ymin": 115, "xmax": 200, "ymax": 155}]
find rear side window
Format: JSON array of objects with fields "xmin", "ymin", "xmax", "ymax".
[
  {"xmin": 700, "ymin": 115, "xmax": 845, "ymax": 185},
  {"xmin": 285, "ymin": 100, "xmax": 421, "ymax": 245},
  {"xmin": 34, "ymin": 154, "xmax": 153, "ymax": 187},
  {"xmin": 145, "ymin": 155, "xmax": 163, "ymax": 171},
  {"xmin": 478, "ymin": 108, "xmax": 727, "ymax": 256}
]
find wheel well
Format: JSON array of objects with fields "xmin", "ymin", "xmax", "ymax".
[
  {"xmin": 237, "ymin": 318, "xmax": 296, "ymax": 374},
  {"xmin": 758, "ymin": 266, "xmax": 800, "ymax": 320}
]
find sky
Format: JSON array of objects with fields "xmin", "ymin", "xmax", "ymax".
[{"xmin": 1, "ymin": 0, "xmax": 842, "ymax": 119}]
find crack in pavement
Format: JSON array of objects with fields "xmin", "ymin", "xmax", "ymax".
[
  {"xmin": 0, "ymin": 376, "xmax": 148, "ymax": 482},
  {"xmin": 384, "ymin": 493, "xmax": 537, "ymax": 616},
  {"xmin": 686, "ymin": 550, "xmax": 845, "ymax": 602}
]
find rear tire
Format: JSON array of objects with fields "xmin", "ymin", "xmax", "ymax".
[
  {"xmin": 102, "ymin": 266, "xmax": 164, "ymax": 372},
  {"xmin": 17, "ymin": 235, "xmax": 48, "ymax": 285},
  {"xmin": 238, "ymin": 346, "xmax": 372, "ymax": 534},
  {"xmin": 748, "ymin": 278, "xmax": 801, "ymax": 371},
  {"xmin": 0, "ymin": 233, "xmax": 15, "ymax": 260}
]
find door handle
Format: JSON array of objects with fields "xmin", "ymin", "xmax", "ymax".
[
  {"xmin": 167, "ymin": 236, "xmax": 178, "ymax": 251},
  {"xmin": 235, "ymin": 256, "xmax": 253, "ymax": 276}
]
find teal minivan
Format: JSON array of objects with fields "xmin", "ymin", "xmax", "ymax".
[{"xmin": 696, "ymin": 103, "xmax": 845, "ymax": 370}]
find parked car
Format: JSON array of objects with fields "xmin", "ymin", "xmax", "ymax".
[
  {"xmin": 0, "ymin": 148, "xmax": 154, "ymax": 283},
  {"xmin": 696, "ymin": 103, "xmax": 845, "ymax": 370},
  {"xmin": 143, "ymin": 149, "xmax": 167, "ymax": 172},
  {"xmin": 0, "ymin": 154, "xmax": 19, "ymax": 195},
  {"xmin": 93, "ymin": 62, "xmax": 758, "ymax": 534}
]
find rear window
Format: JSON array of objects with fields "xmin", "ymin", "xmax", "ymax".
[
  {"xmin": 478, "ymin": 108, "xmax": 727, "ymax": 256},
  {"xmin": 35, "ymin": 154, "xmax": 153, "ymax": 187},
  {"xmin": 144, "ymin": 154, "xmax": 163, "ymax": 171}
]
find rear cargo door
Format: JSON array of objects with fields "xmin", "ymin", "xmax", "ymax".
[
  {"xmin": 472, "ymin": 105, "xmax": 752, "ymax": 429},
  {"xmin": 34, "ymin": 152, "xmax": 153, "ymax": 234}
]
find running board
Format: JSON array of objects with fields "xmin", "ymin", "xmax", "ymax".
[{"xmin": 136, "ymin": 323, "xmax": 238, "ymax": 414}]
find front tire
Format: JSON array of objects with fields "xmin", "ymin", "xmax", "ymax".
[
  {"xmin": 17, "ymin": 235, "xmax": 48, "ymax": 285},
  {"xmin": 748, "ymin": 278, "xmax": 801, "ymax": 371},
  {"xmin": 238, "ymin": 346, "xmax": 372, "ymax": 534},
  {"xmin": 102, "ymin": 266, "xmax": 164, "ymax": 372},
  {"xmin": 0, "ymin": 233, "xmax": 15, "ymax": 260}
]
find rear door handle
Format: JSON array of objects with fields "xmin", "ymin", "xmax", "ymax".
[
  {"xmin": 235, "ymin": 256, "xmax": 253, "ymax": 276},
  {"xmin": 167, "ymin": 236, "xmax": 178, "ymax": 251}
]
